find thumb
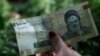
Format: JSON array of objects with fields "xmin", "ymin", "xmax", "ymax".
[
  {"xmin": 49, "ymin": 31, "xmax": 81, "ymax": 56},
  {"xmin": 49, "ymin": 31, "xmax": 69, "ymax": 52}
]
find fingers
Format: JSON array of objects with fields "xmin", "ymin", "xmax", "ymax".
[
  {"xmin": 49, "ymin": 31, "xmax": 69, "ymax": 53},
  {"xmin": 69, "ymin": 49, "xmax": 81, "ymax": 56},
  {"xmin": 67, "ymin": 40, "xmax": 72, "ymax": 49},
  {"xmin": 66, "ymin": 41, "xmax": 81, "ymax": 56},
  {"xmin": 36, "ymin": 52, "xmax": 55, "ymax": 56},
  {"xmin": 36, "ymin": 31, "xmax": 81, "ymax": 56},
  {"xmin": 49, "ymin": 31, "xmax": 81, "ymax": 56},
  {"xmin": 36, "ymin": 52, "xmax": 48, "ymax": 56}
]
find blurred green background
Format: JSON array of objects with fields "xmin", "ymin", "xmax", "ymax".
[{"xmin": 0, "ymin": 0, "xmax": 100, "ymax": 56}]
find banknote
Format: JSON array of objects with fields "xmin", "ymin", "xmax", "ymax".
[{"xmin": 12, "ymin": 2, "xmax": 98, "ymax": 56}]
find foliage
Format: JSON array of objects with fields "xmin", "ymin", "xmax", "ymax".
[{"xmin": 0, "ymin": 0, "xmax": 100, "ymax": 56}]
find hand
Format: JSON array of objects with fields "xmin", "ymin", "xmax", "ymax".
[{"xmin": 36, "ymin": 31, "xmax": 81, "ymax": 56}]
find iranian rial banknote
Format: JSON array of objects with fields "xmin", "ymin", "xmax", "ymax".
[{"xmin": 12, "ymin": 2, "xmax": 98, "ymax": 56}]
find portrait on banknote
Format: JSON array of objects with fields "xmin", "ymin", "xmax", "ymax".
[
  {"xmin": 62, "ymin": 10, "xmax": 91, "ymax": 41},
  {"xmin": 51, "ymin": 2, "xmax": 98, "ymax": 43}
]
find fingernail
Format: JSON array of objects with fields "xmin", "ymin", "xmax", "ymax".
[
  {"xmin": 67, "ymin": 44, "xmax": 72, "ymax": 48},
  {"xmin": 41, "ymin": 52, "xmax": 48, "ymax": 56},
  {"xmin": 48, "ymin": 53, "xmax": 53, "ymax": 56},
  {"xmin": 49, "ymin": 31, "xmax": 57, "ymax": 39}
]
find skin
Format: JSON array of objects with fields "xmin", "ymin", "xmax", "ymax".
[{"xmin": 36, "ymin": 31, "xmax": 81, "ymax": 56}]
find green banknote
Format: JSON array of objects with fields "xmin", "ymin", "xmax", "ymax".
[{"xmin": 12, "ymin": 2, "xmax": 98, "ymax": 56}]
